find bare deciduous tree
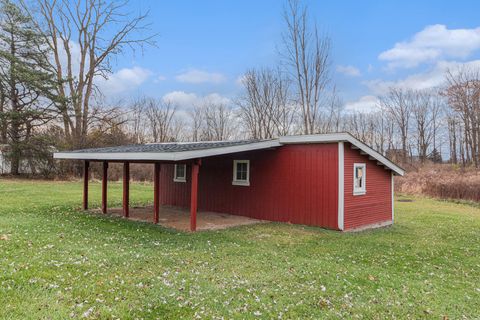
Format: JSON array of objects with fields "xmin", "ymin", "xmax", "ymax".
[
  {"xmin": 145, "ymin": 99, "xmax": 178, "ymax": 143},
  {"xmin": 411, "ymin": 90, "xmax": 444, "ymax": 163},
  {"xmin": 379, "ymin": 88, "xmax": 413, "ymax": 162},
  {"xmin": 282, "ymin": 0, "xmax": 332, "ymax": 134},
  {"xmin": 127, "ymin": 97, "xmax": 148, "ymax": 144},
  {"xmin": 25, "ymin": 0, "xmax": 156, "ymax": 148},
  {"xmin": 203, "ymin": 102, "xmax": 235, "ymax": 141},
  {"xmin": 316, "ymin": 88, "xmax": 342, "ymax": 133},
  {"xmin": 189, "ymin": 100, "xmax": 236, "ymax": 141},
  {"xmin": 444, "ymin": 67, "xmax": 480, "ymax": 167},
  {"xmin": 236, "ymin": 68, "xmax": 295, "ymax": 139},
  {"xmin": 189, "ymin": 103, "xmax": 203, "ymax": 142},
  {"xmin": 342, "ymin": 110, "xmax": 393, "ymax": 155}
]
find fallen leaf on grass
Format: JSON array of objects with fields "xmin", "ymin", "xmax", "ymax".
[{"xmin": 1, "ymin": 234, "xmax": 9, "ymax": 241}]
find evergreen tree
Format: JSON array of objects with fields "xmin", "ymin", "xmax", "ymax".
[
  {"xmin": 429, "ymin": 148, "xmax": 443, "ymax": 164},
  {"xmin": 0, "ymin": 0, "xmax": 57, "ymax": 174}
]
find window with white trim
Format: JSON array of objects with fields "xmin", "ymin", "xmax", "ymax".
[
  {"xmin": 232, "ymin": 160, "xmax": 250, "ymax": 186},
  {"xmin": 353, "ymin": 163, "xmax": 366, "ymax": 195},
  {"xmin": 174, "ymin": 164, "xmax": 186, "ymax": 182}
]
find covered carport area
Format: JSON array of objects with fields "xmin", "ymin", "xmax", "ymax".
[
  {"xmin": 53, "ymin": 140, "xmax": 279, "ymax": 231},
  {"xmin": 95, "ymin": 205, "xmax": 262, "ymax": 231}
]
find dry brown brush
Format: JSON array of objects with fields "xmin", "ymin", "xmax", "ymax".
[{"xmin": 397, "ymin": 164, "xmax": 480, "ymax": 202}]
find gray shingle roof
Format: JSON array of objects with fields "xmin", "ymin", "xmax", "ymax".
[
  {"xmin": 67, "ymin": 140, "xmax": 266, "ymax": 153},
  {"xmin": 53, "ymin": 133, "xmax": 404, "ymax": 175}
]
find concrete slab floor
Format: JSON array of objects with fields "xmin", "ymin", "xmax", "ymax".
[{"xmin": 91, "ymin": 205, "xmax": 264, "ymax": 232}]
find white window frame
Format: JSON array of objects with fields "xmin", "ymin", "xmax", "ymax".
[
  {"xmin": 353, "ymin": 163, "xmax": 366, "ymax": 195},
  {"xmin": 173, "ymin": 164, "xmax": 187, "ymax": 182},
  {"xmin": 232, "ymin": 160, "xmax": 250, "ymax": 186}
]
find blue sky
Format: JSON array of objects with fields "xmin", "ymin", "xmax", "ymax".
[{"xmin": 102, "ymin": 0, "xmax": 480, "ymax": 111}]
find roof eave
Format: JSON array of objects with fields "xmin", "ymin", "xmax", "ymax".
[
  {"xmin": 53, "ymin": 140, "xmax": 282, "ymax": 162},
  {"xmin": 53, "ymin": 152, "xmax": 176, "ymax": 161}
]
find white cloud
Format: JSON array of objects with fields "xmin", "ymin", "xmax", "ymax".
[
  {"xmin": 162, "ymin": 91, "xmax": 198, "ymax": 107},
  {"xmin": 336, "ymin": 65, "xmax": 361, "ymax": 77},
  {"xmin": 175, "ymin": 69, "xmax": 226, "ymax": 84},
  {"xmin": 155, "ymin": 75, "xmax": 167, "ymax": 82},
  {"xmin": 202, "ymin": 93, "xmax": 231, "ymax": 105},
  {"xmin": 344, "ymin": 95, "xmax": 380, "ymax": 113},
  {"xmin": 365, "ymin": 59, "xmax": 480, "ymax": 95},
  {"xmin": 57, "ymin": 40, "xmax": 83, "ymax": 77},
  {"xmin": 162, "ymin": 91, "xmax": 230, "ymax": 109},
  {"xmin": 379, "ymin": 24, "xmax": 480, "ymax": 69},
  {"xmin": 235, "ymin": 74, "xmax": 246, "ymax": 86},
  {"xmin": 99, "ymin": 67, "xmax": 152, "ymax": 95}
]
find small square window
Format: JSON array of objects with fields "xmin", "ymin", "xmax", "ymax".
[
  {"xmin": 353, "ymin": 163, "xmax": 366, "ymax": 195},
  {"xmin": 174, "ymin": 164, "xmax": 186, "ymax": 182},
  {"xmin": 232, "ymin": 160, "xmax": 250, "ymax": 186}
]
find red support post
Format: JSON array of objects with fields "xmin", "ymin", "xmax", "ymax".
[
  {"xmin": 153, "ymin": 162, "xmax": 160, "ymax": 224},
  {"xmin": 123, "ymin": 162, "xmax": 130, "ymax": 218},
  {"xmin": 83, "ymin": 161, "xmax": 89, "ymax": 210},
  {"xmin": 190, "ymin": 159, "xmax": 201, "ymax": 232},
  {"xmin": 102, "ymin": 161, "xmax": 108, "ymax": 214}
]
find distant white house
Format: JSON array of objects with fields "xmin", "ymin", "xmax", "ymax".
[
  {"xmin": 0, "ymin": 144, "xmax": 9, "ymax": 174},
  {"xmin": 0, "ymin": 144, "xmax": 54, "ymax": 174}
]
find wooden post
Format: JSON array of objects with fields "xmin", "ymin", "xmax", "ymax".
[
  {"xmin": 153, "ymin": 162, "xmax": 160, "ymax": 224},
  {"xmin": 190, "ymin": 159, "xmax": 201, "ymax": 232},
  {"xmin": 123, "ymin": 162, "xmax": 130, "ymax": 218},
  {"xmin": 102, "ymin": 161, "xmax": 108, "ymax": 214},
  {"xmin": 83, "ymin": 161, "xmax": 89, "ymax": 210}
]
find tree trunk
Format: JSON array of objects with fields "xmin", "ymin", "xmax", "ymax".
[
  {"xmin": 9, "ymin": 30, "xmax": 20, "ymax": 175},
  {"xmin": 0, "ymin": 87, "xmax": 5, "ymax": 144}
]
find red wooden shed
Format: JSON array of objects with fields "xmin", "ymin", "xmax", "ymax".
[{"xmin": 54, "ymin": 133, "xmax": 404, "ymax": 232}]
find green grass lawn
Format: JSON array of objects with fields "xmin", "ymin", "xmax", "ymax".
[{"xmin": 0, "ymin": 179, "xmax": 479, "ymax": 319}]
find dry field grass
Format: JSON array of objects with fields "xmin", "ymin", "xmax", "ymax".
[{"xmin": 396, "ymin": 164, "xmax": 480, "ymax": 202}]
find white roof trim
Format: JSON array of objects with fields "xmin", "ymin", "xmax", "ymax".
[
  {"xmin": 53, "ymin": 140, "xmax": 281, "ymax": 162},
  {"xmin": 279, "ymin": 133, "xmax": 405, "ymax": 176}
]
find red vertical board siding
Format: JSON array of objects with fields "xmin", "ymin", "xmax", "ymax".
[
  {"xmin": 159, "ymin": 165, "xmax": 190, "ymax": 207},
  {"xmin": 158, "ymin": 144, "xmax": 339, "ymax": 229},
  {"xmin": 343, "ymin": 143, "xmax": 392, "ymax": 230}
]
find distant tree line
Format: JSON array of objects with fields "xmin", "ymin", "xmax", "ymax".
[{"xmin": 0, "ymin": 0, "xmax": 479, "ymax": 177}]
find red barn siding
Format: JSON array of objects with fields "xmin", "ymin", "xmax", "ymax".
[
  {"xmin": 158, "ymin": 144, "xmax": 339, "ymax": 229},
  {"xmin": 343, "ymin": 143, "xmax": 392, "ymax": 230}
]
